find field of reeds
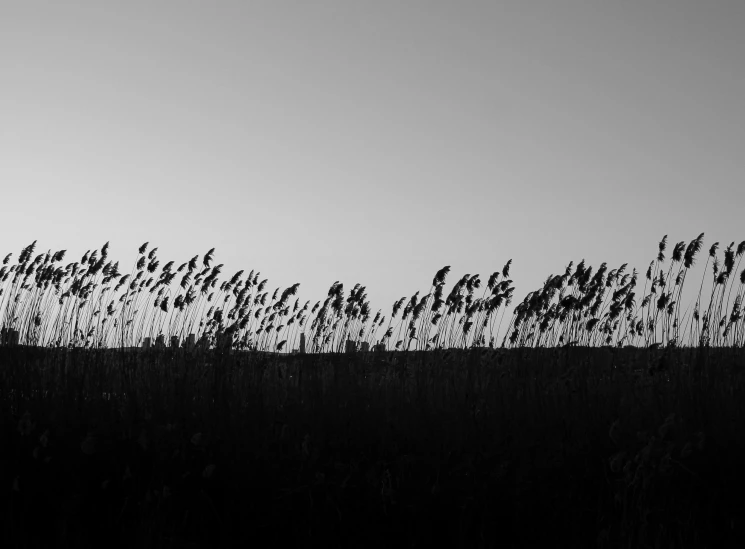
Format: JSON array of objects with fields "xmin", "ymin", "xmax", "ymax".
[{"xmin": 1, "ymin": 234, "xmax": 744, "ymax": 548}]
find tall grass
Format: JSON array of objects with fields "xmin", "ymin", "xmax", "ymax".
[
  {"xmin": 3, "ymin": 234, "xmax": 745, "ymax": 548},
  {"xmin": 1, "ymin": 233, "xmax": 743, "ymax": 353}
]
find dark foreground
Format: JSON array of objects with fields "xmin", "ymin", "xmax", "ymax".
[{"xmin": 1, "ymin": 346, "xmax": 744, "ymax": 548}]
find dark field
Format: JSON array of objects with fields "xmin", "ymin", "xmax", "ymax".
[
  {"xmin": 2, "ymin": 234, "xmax": 745, "ymax": 546},
  {"xmin": 1, "ymin": 345, "xmax": 744, "ymax": 548}
]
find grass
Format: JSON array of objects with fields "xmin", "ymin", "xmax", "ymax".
[
  {"xmin": 1, "ymin": 233, "xmax": 744, "ymax": 548},
  {"xmin": 1, "ymin": 233, "xmax": 744, "ymax": 353}
]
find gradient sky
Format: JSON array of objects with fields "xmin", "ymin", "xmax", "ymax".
[{"xmin": 2, "ymin": 1, "xmax": 744, "ymax": 345}]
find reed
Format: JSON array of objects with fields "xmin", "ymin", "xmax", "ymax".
[
  {"xmin": 2, "ymin": 234, "xmax": 744, "ymax": 547},
  {"xmin": 1, "ymin": 233, "xmax": 743, "ymax": 353}
]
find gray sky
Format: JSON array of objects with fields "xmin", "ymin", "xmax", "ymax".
[{"xmin": 2, "ymin": 1, "xmax": 744, "ymax": 344}]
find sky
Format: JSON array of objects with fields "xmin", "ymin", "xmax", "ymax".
[{"xmin": 1, "ymin": 0, "xmax": 744, "ymax": 345}]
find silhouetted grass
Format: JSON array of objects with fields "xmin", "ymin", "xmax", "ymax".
[
  {"xmin": 2, "ymin": 234, "xmax": 745, "ymax": 547},
  {"xmin": 1, "ymin": 233, "xmax": 743, "ymax": 353}
]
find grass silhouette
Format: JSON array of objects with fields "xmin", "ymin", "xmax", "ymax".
[
  {"xmin": 1, "ymin": 234, "xmax": 745, "ymax": 548},
  {"xmin": 1, "ymin": 233, "xmax": 743, "ymax": 352}
]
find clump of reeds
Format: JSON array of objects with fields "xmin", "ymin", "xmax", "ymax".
[
  {"xmin": 502, "ymin": 233, "xmax": 745, "ymax": 348},
  {"xmin": 0, "ymin": 233, "xmax": 743, "ymax": 352}
]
